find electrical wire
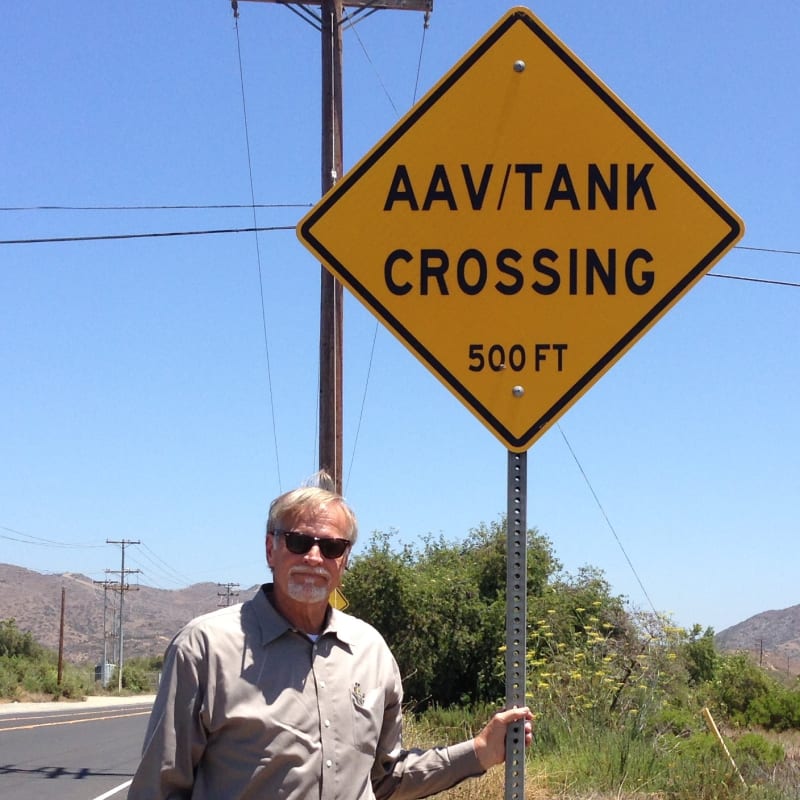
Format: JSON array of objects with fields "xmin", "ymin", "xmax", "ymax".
[
  {"xmin": 1, "ymin": 227, "xmax": 797, "ymax": 292},
  {"xmin": 234, "ymin": 13, "xmax": 283, "ymax": 492},
  {"xmin": 736, "ymin": 245, "xmax": 800, "ymax": 256},
  {"xmin": 342, "ymin": 5, "xmax": 435, "ymax": 490},
  {"xmin": 0, "ymin": 524, "xmax": 105, "ymax": 549},
  {"xmin": 708, "ymin": 272, "xmax": 800, "ymax": 288},
  {"xmin": 344, "ymin": 6, "xmax": 399, "ymax": 117},
  {"xmin": 132, "ymin": 543, "xmax": 198, "ymax": 589},
  {"xmin": 278, "ymin": 2, "xmax": 322, "ymax": 31},
  {"xmin": 345, "ymin": 319, "xmax": 379, "ymax": 495},
  {"xmin": 0, "ymin": 203, "xmax": 311, "ymax": 212},
  {"xmin": 555, "ymin": 425, "xmax": 660, "ymax": 618},
  {"xmin": 3, "ymin": 227, "xmax": 795, "ymax": 292},
  {"xmin": 413, "ymin": 11, "xmax": 431, "ymax": 105},
  {"xmin": 0, "ymin": 226, "xmax": 294, "ymax": 245},
  {"xmin": 1, "ymin": 521, "xmax": 243, "ymax": 591}
]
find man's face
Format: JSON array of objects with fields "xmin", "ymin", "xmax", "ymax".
[{"xmin": 266, "ymin": 502, "xmax": 351, "ymax": 608}]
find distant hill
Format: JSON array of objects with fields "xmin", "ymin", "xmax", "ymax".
[
  {"xmin": 1, "ymin": 563, "xmax": 798, "ymax": 674},
  {"xmin": 0, "ymin": 563, "xmax": 260, "ymax": 664},
  {"xmin": 715, "ymin": 604, "xmax": 800, "ymax": 676}
]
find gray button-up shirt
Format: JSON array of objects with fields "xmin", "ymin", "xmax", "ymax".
[{"xmin": 129, "ymin": 584, "xmax": 484, "ymax": 799}]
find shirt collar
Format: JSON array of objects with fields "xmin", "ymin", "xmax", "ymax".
[{"xmin": 254, "ymin": 584, "xmax": 356, "ymax": 648}]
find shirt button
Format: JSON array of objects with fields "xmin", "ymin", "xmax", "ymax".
[
  {"xmin": 324, "ymin": 719, "xmax": 331, "ymax": 727},
  {"xmin": 319, "ymin": 680, "xmax": 326, "ymax": 688},
  {"xmin": 326, "ymin": 759, "xmax": 333, "ymax": 768}
]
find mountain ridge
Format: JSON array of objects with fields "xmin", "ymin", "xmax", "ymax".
[
  {"xmin": 0, "ymin": 563, "xmax": 260, "ymax": 663},
  {"xmin": 1, "ymin": 563, "xmax": 798, "ymax": 673}
]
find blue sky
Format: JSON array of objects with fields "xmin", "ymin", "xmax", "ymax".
[{"xmin": 2, "ymin": 1, "xmax": 798, "ymax": 636}]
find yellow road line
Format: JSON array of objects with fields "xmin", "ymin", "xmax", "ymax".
[{"xmin": 0, "ymin": 709, "xmax": 150, "ymax": 733}]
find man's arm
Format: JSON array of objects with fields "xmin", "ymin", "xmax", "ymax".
[
  {"xmin": 372, "ymin": 697, "xmax": 534, "ymax": 800},
  {"xmin": 128, "ymin": 635, "xmax": 208, "ymax": 799}
]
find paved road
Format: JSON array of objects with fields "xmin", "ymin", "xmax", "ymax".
[{"xmin": 0, "ymin": 696, "xmax": 155, "ymax": 800}]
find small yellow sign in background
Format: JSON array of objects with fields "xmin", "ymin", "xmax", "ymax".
[{"xmin": 330, "ymin": 587, "xmax": 349, "ymax": 612}]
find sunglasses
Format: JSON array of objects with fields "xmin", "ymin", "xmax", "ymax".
[{"xmin": 271, "ymin": 529, "xmax": 351, "ymax": 559}]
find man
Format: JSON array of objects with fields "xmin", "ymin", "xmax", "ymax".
[{"xmin": 129, "ymin": 474, "xmax": 532, "ymax": 799}]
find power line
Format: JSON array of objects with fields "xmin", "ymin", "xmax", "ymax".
[
  {"xmin": 708, "ymin": 272, "xmax": 800, "ymax": 288},
  {"xmin": 0, "ymin": 203, "xmax": 311, "ymax": 212},
  {"xmin": 2, "ymin": 231, "xmax": 797, "ymax": 290},
  {"xmin": 132, "ymin": 543, "xmax": 199, "ymax": 589},
  {"xmin": 234, "ymin": 13, "xmax": 283, "ymax": 492},
  {"xmin": 0, "ymin": 211, "xmax": 795, "ymax": 259},
  {"xmin": 0, "ymin": 524, "xmax": 105, "ymax": 549},
  {"xmin": 735, "ymin": 245, "xmax": 800, "ymax": 256},
  {"xmin": 345, "ymin": 5, "xmax": 399, "ymax": 117},
  {"xmin": 556, "ymin": 424, "xmax": 659, "ymax": 618},
  {"xmin": 342, "ymin": 3, "xmax": 434, "ymax": 491},
  {"xmin": 0, "ymin": 225, "xmax": 294, "ymax": 245},
  {"xmin": 3, "ymin": 227, "xmax": 797, "ymax": 291}
]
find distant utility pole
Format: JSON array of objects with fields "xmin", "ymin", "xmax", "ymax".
[
  {"xmin": 57, "ymin": 587, "xmax": 66, "ymax": 686},
  {"xmin": 217, "ymin": 582, "xmax": 241, "ymax": 607},
  {"xmin": 106, "ymin": 539, "xmax": 141, "ymax": 691},
  {"xmin": 234, "ymin": 0, "xmax": 433, "ymax": 493},
  {"xmin": 93, "ymin": 577, "xmax": 117, "ymax": 684}
]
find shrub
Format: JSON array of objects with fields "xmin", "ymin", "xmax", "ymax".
[
  {"xmin": 0, "ymin": 621, "xmax": 94, "ymax": 700},
  {"xmin": 661, "ymin": 732, "xmax": 746, "ymax": 800},
  {"xmin": 0, "ymin": 619, "xmax": 43, "ymax": 659},
  {"xmin": 734, "ymin": 732, "xmax": 785, "ymax": 773},
  {"xmin": 713, "ymin": 654, "xmax": 774, "ymax": 724},
  {"xmin": 0, "ymin": 656, "xmax": 23, "ymax": 698}
]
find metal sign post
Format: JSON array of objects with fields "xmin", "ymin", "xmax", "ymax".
[{"xmin": 505, "ymin": 450, "xmax": 527, "ymax": 799}]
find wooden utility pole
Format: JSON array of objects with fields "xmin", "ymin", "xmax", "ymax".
[
  {"xmin": 57, "ymin": 587, "xmax": 66, "ymax": 686},
  {"xmin": 235, "ymin": 0, "xmax": 432, "ymax": 493},
  {"xmin": 318, "ymin": 0, "xmax": 345, "ymax": 492}
]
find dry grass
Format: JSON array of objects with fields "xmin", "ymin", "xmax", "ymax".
[
  {"xmin": 433, "ymin": 765, "xmax": 665, "ymax": 800},
  {"xmin": 406, "ymin": 712, "xmax": 800, "ymax": 799},
  {"xmin": 404, "ymin": 713, "xmax": 654, "ymax": 800},
  {"xmin": 435, "ymin": 766, "xmax": 545, "ymax": 800},
  {"xmin": 407, "ymin": 720, "xmax": 782, "ymax": 799}
]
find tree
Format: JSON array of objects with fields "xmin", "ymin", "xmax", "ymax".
[
  {"xmin": 683, "ymin": 624, "xmax": 718, "ymax": 685},
  {"xmin": 343, "ymin": 518, "xmax": 558, "ymax": 707},
  {"xmin": 0, "ymin": 618, "xmax": 43, "ymax": 659}
]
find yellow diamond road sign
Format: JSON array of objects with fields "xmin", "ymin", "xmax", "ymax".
[
  {"xmin": 297, "ymin": 7, "xmax": 744, "ymax": 452},
  {"xmin": 330, "ymin": 587, "xmax": 349, "ymax": 611}
]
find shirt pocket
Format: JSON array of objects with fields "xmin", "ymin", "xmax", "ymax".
[{"xmin": 351, "ymin": 686, "xmax": 384, "ymax": 757}]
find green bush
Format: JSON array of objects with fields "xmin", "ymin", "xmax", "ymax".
[
  {"xmin": 0, "ymin": 620, "xmax": 93, "ymax": 700},
  {"xmin": 706, "ymin": 652, "xmax": 800, "ymax": 732},
  {"xmin": 748, "ymin": 685, "xmax": 800, "ymax": 731},
  {"xmin": 344, "ymin": 520, "xmax": 559, "ymax": 707},
  {"xmin": 0, "ymin": 656, "xmax": 24, "ymax": 698},
  {"xmin": 649, "ymin": 732, "xmax": 742, "ymax": 800},
  {"xmin": 734, "ymin": 732, "xmax": 784, "ymax": 771},
  {"xmin": 713, "ymin": 653, "xmax": 774, "ymax": 724},
  {"xmin": 21, "ymin": 658, "xmax": 59, "ymax": 695},
  {"xmin": 683, "ymin": 624, "xmax": 719, "ymax": 684},
  {"xmin": 0, "ymin": 619, "xmax": 43, "ymax": 659},
  {"xmin": 114, "ymin": 657, "xmax": 160, "ymax": 693},
  {"xmin": 648, "ymin": 703, "xmax": 702, "ymax": 737}
]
